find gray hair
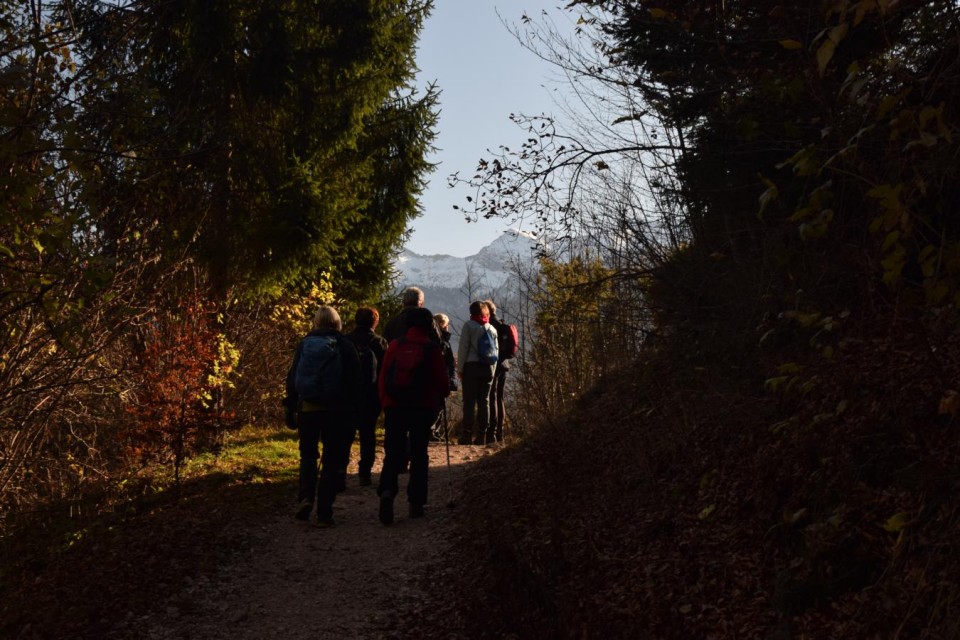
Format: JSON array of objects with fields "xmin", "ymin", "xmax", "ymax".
[
  {"xmin": 312, "ymin": 305, "xmax": 342, "ymax": 331},
  {"xmin": 402, "ymin": 286, "xmax": 424, "ymax": 308}
]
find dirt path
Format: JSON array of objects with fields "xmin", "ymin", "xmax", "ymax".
[{"xmin": 121, "ymin": 442, "xmax": 493, "ymax": 640}]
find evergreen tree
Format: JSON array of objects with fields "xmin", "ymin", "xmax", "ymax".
[{"xmin": 66, "ymin": 0, "xmax": 437, "ymax": 299}]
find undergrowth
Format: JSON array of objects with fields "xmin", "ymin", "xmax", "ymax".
[
  {"xmin": 431, "ymin": 318, "xmax": 960, "ymax": 639},
  {"xmin": 0, "ymin": 424, "xmax": 300, "ymax": 640}
]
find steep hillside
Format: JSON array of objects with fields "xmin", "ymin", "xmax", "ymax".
[{"xmin": 420, "ymin": 317, "xmax": 960, "ymax": 638}]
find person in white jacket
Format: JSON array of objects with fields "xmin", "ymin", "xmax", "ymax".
[{"xmin": 456, "ymin": 300, "xmax": 498, "ymax": 445}]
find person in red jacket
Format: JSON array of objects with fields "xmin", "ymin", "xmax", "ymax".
[{"xmin": 377, "ymin": 307, "xmax": 450, "ymax": 524}]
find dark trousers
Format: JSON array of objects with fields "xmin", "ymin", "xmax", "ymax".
[
  {"xmin": 461, "ymin": 361, "xmax": 494, "ymax": 443},
  {"xmin": 378, "ymin": 407, "xmax": 438, "ymax": 507},
  {"xmin": 487, "ymin": 365, "xmax": 507, "ymax": 441},
  {"xmin": 298, "ymin": 409, "xmax": 349, "ymax": 520},
  {"xmin": 349, "ymin": 393, "xmax": 380, "ymax": 478}
]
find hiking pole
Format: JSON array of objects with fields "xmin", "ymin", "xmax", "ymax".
[{"xmin": 442, "ymin": 400, "xmax": 456, "ymax": 509}]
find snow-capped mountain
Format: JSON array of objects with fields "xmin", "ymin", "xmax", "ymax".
[
  {"xmin": 393, "ymin": 229, "xmax": 540, "ymax": 350},
  {"xmin": 395, "ymin": 228, "xmax": 539, "ymax": 290}
]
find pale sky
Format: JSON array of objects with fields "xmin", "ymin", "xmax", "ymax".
[{"xmin": 408, "ymin": 1, "xmax": 568, "ymax": 258}]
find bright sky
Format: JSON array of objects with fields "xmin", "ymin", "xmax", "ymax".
[{"xmin": 408, "ymin": 1, "xmax": 568, "ymax": 258}]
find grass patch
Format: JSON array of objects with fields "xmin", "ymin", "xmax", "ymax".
[
  {"xmin": 183, "ymin": 425, "xmax": 300, "ymax": 484},
  {"xmin": 0, "ymin": 422, "xmax": 301, "ymax": 639}
]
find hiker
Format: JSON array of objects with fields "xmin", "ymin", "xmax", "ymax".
[
  {"xmin": 484, "ymin": 300, "xmax": 512, "ymax": 444},
  {"xmin": 434, "ymin": 312, "xmax": 458, "ymax": 392},
  {"xmin": 384, "ymin": 286, "xmax": 441, "ymax": 344},
  {"xmin": 384, "ymin": 286, "xmax": 441, "ymax": 471},
  {"xmin": 456, "ymin": 300, "xmax": 498, "ymax": 446},
  {"xmin": 377, "ymin": 307, "xmax": 450, "ymax": 524},
  {"xmin": 344, "ymin": 307, "xmax": 388, "ymax": 487},
  {"xmin": 430, "ymin": 312, "xmax": 458, "ymax": 442},
  {"xmin": 283, "ymin": 305, "xmax": 362, "ymax": 526}
]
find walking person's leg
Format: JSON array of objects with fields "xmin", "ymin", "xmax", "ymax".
[
  {"xmin": 316, "ymin": 412, "xmax": 348, "ymax": 525},
  {"xmin": 406, "ymin": 408, "xmax": 433, "ymax": 517},
  {"xmin": 487, "ymin": 364, "xmax": 499, "ymax": 442},
  {"xmin": 295, "ymin": 413, "xmax": 321, "ymax": 520},
  {"xmin": 474, "ymin": 371, "xmax": 494, "ymax": 446},
  {"xmin": 357, "ymin": 401, "xmax": 379, "ymax": 485},
  {"xmin": 335, "ymin": 424, "xmax": 354, "ymax": 493},
  {"xmin": 493, "ymin": 368, "xmax": 507, "ymax": 442},
  {"xmin": 377, "ymin": 408, "xmax": 404, "ymax": 524},
  {"xmin": 459, "ymin": 363, "xmax": 479, "ymax": 444}
]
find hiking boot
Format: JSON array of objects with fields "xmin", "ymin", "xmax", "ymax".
[
  {"xmin": 409, "ymin": 504, "xmax": 424, "ymax": 519},
  {"xmin": 379, "ymin": 492, "xmax": 394, "ymax": 525},
  {"xmin": 294, "ymin": 499, "xmax": 312, "ymax": 521},
  {"xmin": 358, "ymin": 474, "xmax": 372, "ymax": 487}
]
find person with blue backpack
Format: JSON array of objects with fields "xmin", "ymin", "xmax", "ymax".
[
  {"xmin": 344, "ymin": 307, "xmax": 388, "ymax": 487},
  {"xmin": 456, "ymin": 300, "xmax": 498, "ymax": 446},
  {"xmin": 283, "ymin": 305, "xmax": 362, "ymax": 527}
]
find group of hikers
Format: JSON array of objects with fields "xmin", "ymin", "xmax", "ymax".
[{"xmin": 282, "ymin": 286, "xmax": 518, "ymax": 527}]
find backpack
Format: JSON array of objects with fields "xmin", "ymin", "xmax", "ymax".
[
  {"xmin": 477, "ymin": 325, "xmax": 499, "ymax": 366},
  {"xmin": 384, "ymin": 338, "xmax": 434, "ymax": 402},
  {"xmin": 497, "ymin": 322, "xmax": 519, "ymax": 360},
  {"xmin": 294, "ymin": 334, "xmax": 342, "ymax": 404},
  {"xmin": 356, "ymin": 339, "xmax": 379, "ymax": 386}
]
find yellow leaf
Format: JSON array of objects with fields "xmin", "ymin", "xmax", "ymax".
[
  {"xmin": 817, "ymin": 39, "xmax": 836, "ymax": 77},
  {"xmin": 797, "ymin": 312, "xmax": 822, "ymax": 327},
  {"xmin": 764, "ymin": 376, "xmax": 789, "ymax": 394},
  {"xmin": 758, "ymin": 174, "xmax": 779, "ymax": 218},
  {"xmin": 854, "ymin": 0, "xmax": 879, "ymax": 26},
  {"xmin": 784, "ymin": 508, "xmax": 808, "ymax": 523},
  {"xmin": 779, "ymin": 39, "xmax": 803, "ymax": 50},
  {"xmin": 698, "ymin": 504, "xmax": 716, "ymax": 520},
  {"xmin": 883, "ymin": 512, "xmax": 911, "ymax": 533},
  {"xmin": 877, "ymin": 89, "xmax": 912, "ymax": 119},
  {"xmin": 882, "ymin": 230, "xmax": 900, "ymax": 251},
  {"xmin": 816, "ymin": 24, "xmax": 849, "ymax": 77}
]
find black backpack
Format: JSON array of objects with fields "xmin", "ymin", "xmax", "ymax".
[
  {"xmin": 357, "ymin": 338, "xmax": 379, "ymax": 385},
  {"xmin": 294, "ymin": 334, "xmax": 342, "ymax": 404}
]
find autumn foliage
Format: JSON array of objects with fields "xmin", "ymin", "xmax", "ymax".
[{"xmin": 124, "ymin": 295, "xmax": 238, "ymax": 485}]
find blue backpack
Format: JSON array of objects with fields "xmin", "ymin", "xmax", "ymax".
[
  {"xmin": 294, "ymin": 334, "xmax": 342, "ymax": 405},
  {"xmin": 477, "ymin": 325, "xmax": 499, "ymax": 366}
]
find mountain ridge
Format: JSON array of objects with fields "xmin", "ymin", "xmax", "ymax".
[{"xmin": 392, "ymin": 228, "xmax": 539, "ymax": 348}]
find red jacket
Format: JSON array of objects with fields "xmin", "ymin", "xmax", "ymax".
[{"xmin": 378, "ymin": 326, "xmax": 450, "ymax": 410}]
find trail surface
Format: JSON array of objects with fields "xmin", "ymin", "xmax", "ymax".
[{"xmin": 119, "ymin": 442, "xmax": 493, "ymax": 640}]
